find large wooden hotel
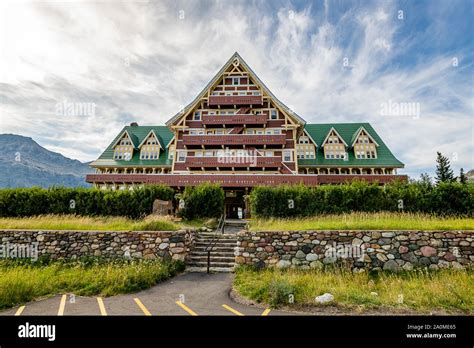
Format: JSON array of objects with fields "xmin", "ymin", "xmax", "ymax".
[{"xmin": 86, "ymin": 53, "xmax": 406, "ymax": 217}]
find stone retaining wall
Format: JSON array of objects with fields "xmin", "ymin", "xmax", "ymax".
[
  {"xmin": 0, "ymin": 229, "xmax": 194, "ymax": 262},
  {"xmin": 236, "ymin": 231, "xmax": 473, "ymax": 271}
]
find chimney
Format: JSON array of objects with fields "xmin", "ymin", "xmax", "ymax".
[{"xmin": 130, "ymin": 122, "xmax": 138, "ymax": 127}]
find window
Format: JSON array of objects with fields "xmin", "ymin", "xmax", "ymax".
[
  {"xmin": 232, "ymin": 77, "xmax": 240, "ymax": 85},
  {"xmin": 270, "ymin": 110, "xmax": 278, "ymax": 120},
  {"xmin": 193, "ymin": 111, "xmax": 201, "ymax": 120},
  {"xmin": 283, "ymin": 150, "xmax": 292, "ymax": 162},
  {"xmin": 252, "ymin": 91, "xmax": 260, "ymax": 96},
  {"xmin": 265, "ymin": 151, "xmax": 273, "ymax": 157},
  {"xmin": 177, "ymin": 151, "xmax": 186, "ymax": 162},
  {"xmin": 205, "ymin": 151, "xmax": 213, "ymax": 157}
]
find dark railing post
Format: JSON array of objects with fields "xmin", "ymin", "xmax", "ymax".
[{"xmin": 207, "ymin": 250, "xmax": 210, "ymax": 274}]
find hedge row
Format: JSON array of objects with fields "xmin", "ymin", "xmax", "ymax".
[
  {"xmin": 0, "ymin": 186, "xmax": 174, "ymax": 218},
  {"xmin": 250, "ymin": 181, "xmax": 474, "ymax": 218},
  {"xmin": 180, "ymin": 183, "xmax": 224, "ymax": 220}
]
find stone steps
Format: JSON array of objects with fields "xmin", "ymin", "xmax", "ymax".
[
  {"xmin": 187, "ymin": 260, "xmax": 235, "ymax": 268},
  {"xmin": 186, "ymin": 266, "xmax": 234, "ymax": 273},
  {"xmin": 189, "ymin": 255, "xmax": 235, "ymax": 263},
  {"xmin": 186, "ymin": 232, "xmax": 238, "ymax": 272},
  {"xmin": 192, "ymin": 251, "xmax": 235, "ymax": 257}
]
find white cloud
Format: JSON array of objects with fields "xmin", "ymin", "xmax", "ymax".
[{"xmin": 0, "ymin": 0, "xmax": 472, "ymax": 179}]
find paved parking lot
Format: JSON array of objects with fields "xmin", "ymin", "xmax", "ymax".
[{"xmin": 1, "ymin": 272, "xmax": 291, "ymax": 316}]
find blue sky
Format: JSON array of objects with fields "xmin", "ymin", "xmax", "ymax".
[{"xmin": 0, "ymin": 0, "xmax": 472, "ymax": 178}]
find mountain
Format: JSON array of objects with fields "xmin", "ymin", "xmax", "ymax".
[{"xmin": 0, "ymin": 134, "xmax": 93, "ymax": 188}]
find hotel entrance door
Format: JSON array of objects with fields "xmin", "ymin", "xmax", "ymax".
[{"xmin": 224, "ymin": 190, "xmax": 245, "ymax": 219}]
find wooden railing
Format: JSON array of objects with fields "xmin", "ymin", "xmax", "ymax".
[
  {"xmin": 201, "ymin": 114, "xmax": 267, "ymax": 125},
  {"xmin": 208, "ymin": 95, "xmax": 263, "ymax": 106},
  {"xmin": 182, "ymin": 134, "xmax": 286, "ymax": 146},
  {"xmin": 185, "ymin": 156, "xmax": 282, "ymax": 167}
]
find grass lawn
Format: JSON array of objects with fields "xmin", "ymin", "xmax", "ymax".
[
  {"xmin": 234, "ymin": 266, "xmax": 474, "ymax": 314},
  {"xmin": 0, "ymin": 214, "xmax": 213, "ymax": 231},
  {"xmin": 0, "ymin": 258, "xmax": 184, "ymax": 309},
  {"xmin": 249, "ymin": 212, "xmax": 474, "ymax": 231}
]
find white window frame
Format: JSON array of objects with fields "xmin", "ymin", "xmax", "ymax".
[
  {"xmin": 193, "ymin": 111, "xmax": 201, "ymax": 120},
  {"xmin": 177, "ymin": 151, "xmax": 186, "ymax": 162},
  {"xmin": 283, "ymin": 150, "xmax": 292, "ymax": 162}
]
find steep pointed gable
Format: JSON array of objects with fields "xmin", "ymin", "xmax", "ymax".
[
  {"xmin": 138, "ymin": 129, "xmax": 163, "ymax": 149},
  {"xmin": 321, "ymin": 127, "xmax": 348, "ymax": 147},
  {"xmin": 165, "ymin": 52, "xmax": 305, "ymax": 128},
  {"xmin": 350, "ymin": 126, "xmax": 379, "ymax": 147},
  {"xmin": 111, "ymin": 130, "xmax": 138, "ymax": 149}
]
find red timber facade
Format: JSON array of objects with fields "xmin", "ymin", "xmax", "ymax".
[{"xmin": 86, "ymin": 53, "xmax": 406, "ymax": 218}]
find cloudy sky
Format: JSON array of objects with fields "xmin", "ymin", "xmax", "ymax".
[{"xmin": 0, "ymin": 0, "xmax": 472, "ymax": 178}]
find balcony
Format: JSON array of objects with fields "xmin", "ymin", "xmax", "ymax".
[
  {"xmin": 202, "ymin": 114, "xmax": 268, "ymax": 125},
  {"xmin": 185, "ymin": 156, "xmax": 282, "ymax": 168},
  {"xmin": 208, "ymin": 95, "xmax": 263, "ymax": 106},
  {"xmin": 182, "ymin": 134, "xmax": 286, "ymax": 146}
]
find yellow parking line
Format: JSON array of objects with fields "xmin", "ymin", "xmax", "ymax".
[
  {"xmin": 134, "ymin": 298, "xmax": 152, "ymax": 316},
  {"xmin": 261, "ymin": 308, "xmax": 271, "ymax": 316},
  {"xmin": 222, "ymin": 304, "xmax": 244, "ymax": 316},
  {"xmin": 175, "ymin": 301, "xmax": 198, "ymax": 316},
  {"xmin": 15, "ymin": 306, "xmax": 25, "ymax": 316},
  {"xmin": 97, "ymin": 297, "xmax": 107, "ymax": 316},
  {"xmin": 58, "ymin": 295, "xmax": 67, "ymax": 316}
]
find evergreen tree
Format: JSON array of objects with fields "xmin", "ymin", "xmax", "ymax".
[
  {"xmin": 435, "ymin": 152, "xmax": 455, "ymax": 184},
  {"xmin": 419, "ymin": 173, "xmax": 432, "ymax": 186},
  {"xmin": 459, "ymin": 168, "xmax": 467, "ymax": 184}
]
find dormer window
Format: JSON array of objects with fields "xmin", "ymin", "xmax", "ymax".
[
  {"xmin": 232, "ymin": 77, "xmax": 240, "ymax": 85},
  {"xmin": 138, "ymin": 131, "xmax": 161, "ymax": 160},
  {"xmin": 114, "ymin": 132, "xmax": 134, "ymax": 161},
  {"xmin": 299, "ymin": 137, "xmax": 309, "ymax": 144},
  {"xmin": 353, "ymin": 128, "xmax": 378, "ymax": 159}
]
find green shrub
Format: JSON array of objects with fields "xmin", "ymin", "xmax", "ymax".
[
  {"xmin": 268, "ymin": 279, "xmax": 294, "ymax": 307},
  {"xmin": 250, "ymin": 181, "xmax": 474, "ymax": 218},
  {"xmin": 180, "ymin": 183, "xmax": 224, "ymax": 220},
  {"xmin": 0, "ymin": 185, "xmax": 174, "ymax": 218}
]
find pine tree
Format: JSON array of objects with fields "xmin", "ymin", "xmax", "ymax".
[
  {"xmin": 419, "ymin": 172, "xmax": 433, "ymax": 189},
  {"xmin": 459, "ymin": 168, "xmax": 467, "ymax": 184},
  {"xmin": 435, "ymin": 152, "xmax": 455, "ymax": 184}
]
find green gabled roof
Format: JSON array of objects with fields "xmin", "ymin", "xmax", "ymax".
[
  {"xmin": 91, "ymin": 125, "xmax": 174, "ymax": 167},
  {"xmin": 301, "ymin": 123, "xmax": 404, "ymax": 167}
]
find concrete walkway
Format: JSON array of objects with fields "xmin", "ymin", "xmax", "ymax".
[{"xmin": 1, "ymin": 272, "xmax": 293, "ymax": 316}]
